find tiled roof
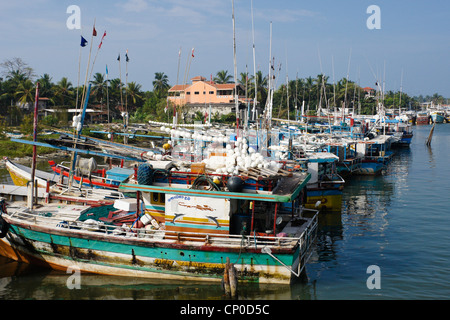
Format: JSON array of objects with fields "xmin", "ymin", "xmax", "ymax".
[{"xmin": 168, "ymin": 77, "xmax": 239, "ymax": 92}]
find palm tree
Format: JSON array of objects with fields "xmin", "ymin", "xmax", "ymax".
[
  {"xmin": 109, "ymin": 78, "xmax": 124, "ymax": 111},
  {"xmin": 153, "ymin": 72, "xmax": 170, "ymax": 97},
  {"xmin": 214, "ymin": 70, "xmax": 233, "ymax": 84},
  {"xmin": 15, "ymin": 79, "xmax": 35, "ymax": 106},
  {"xmin": 90, "ymin": 73, "xmax": 108, "ymax": 107},
  {"xmin": 249, "ymin": 71, "xmax": 268, "ymax": 106},
  {"xmin": 36, "ymin": 73, "xmax": 54, "ymax": 99},
  {"xmin": 53, "ymin": 77, "xmax": 74, "ymax": 108},
  {"xmin": 126, "ymin": 81, "xmax": 143, "ymax": 110}
]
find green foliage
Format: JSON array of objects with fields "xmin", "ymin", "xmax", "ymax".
[{"xmin": 20, "ymin": 114, "xmax": 34, "ymax": 135}]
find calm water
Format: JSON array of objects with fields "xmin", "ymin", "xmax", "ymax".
[{"xmin": 0, "ymin": 124, "xmax": 449, "ymax": 300}]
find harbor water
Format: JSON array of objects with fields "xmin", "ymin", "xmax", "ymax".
[{"xmin": 0, "ymin": 124, "xmax": 449, "ymax": 300}]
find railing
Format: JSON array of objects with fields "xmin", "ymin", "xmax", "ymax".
[{"xmin": 6, "ymin": 208, "xmax": 317, "ymax": 250}]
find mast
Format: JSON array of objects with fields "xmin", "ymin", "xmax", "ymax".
[
  {"xmin": 251, "ymin": 0, "xmax": 257, "ymax": 121},
  {"xmin": 232, "ymin": 0, "xmax": 239, "ymax": 134},
  {"xmin": 30, "ymin": 82, "xmax": 40, "ymax": 208},
  {"xmin": 343, "ymin": 48, "xmax": 352, "ymax": 122}
]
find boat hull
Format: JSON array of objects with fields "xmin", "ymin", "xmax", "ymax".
[
  {"xmin": 431, "ymin": 113, "xmax": 444, "ymax": 123},
  {"xmin": 353, "ymin": 162, "xmax": 385, "ymax": 175},
  {"xmin": 0, "ymin": 213, "xmax": 317, "ymax": 284},
  {"xmin": 305, "ymin": 189, "xmax": 342, "ymax": 212}
]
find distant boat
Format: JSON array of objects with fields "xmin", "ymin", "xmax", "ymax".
[
  {"xmin": 415, "ymin": 111, "xmax": 429, "ymax": 125},
  {"xmin": 430, "ymin": 111, "xmax": 445, "ymax": 124}
]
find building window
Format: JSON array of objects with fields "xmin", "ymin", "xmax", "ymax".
[
  {"xmin": 186, "ymin": 92, "xmax": 191, "ymax": 95},
  {"xmin": 194, "ymin": 91, "xmax": 199, "ymax": 95},
  {"xmin": 209, "ymin": 91, "xmax": 214, "ymax": 94}
]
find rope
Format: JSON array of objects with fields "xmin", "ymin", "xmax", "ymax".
[{"xmin": 192, "ymin": 175, "xmax": 220, "ymax": 191}]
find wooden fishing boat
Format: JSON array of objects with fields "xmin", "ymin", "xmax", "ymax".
[
  {"xmin": 430, "ymin": 111, "xmax": 445, "ymax": 124},
  {"xmin": 351, "ymin": 135, "xmax": 394, "ymax": 175},
  {"xmin": 4, "ymin": 157, "xmax": 59, "ymax": 188},
  {"xmin": 0, "ymin": 161, "xmax": 318, "ymax": 284},
  {"xmin": 48, "ymin": 160, "xmax": 134, "ymax": 190},
  {"xmin": 302, "ymin": 152, "xmax": 345, "ymax": 212},
  {"xmin": 415, "ymin": 111, "xmax": 429, "ymax": 125}
]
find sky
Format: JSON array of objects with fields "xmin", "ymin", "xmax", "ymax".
[{"xmin": 1, "ymin": 0, "xmax": 450, "ymax": 98}]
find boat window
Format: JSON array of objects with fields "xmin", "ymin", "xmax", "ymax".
[{"xmin": 150, "ymin": 192, "xmax": 165, "ymax": 204}]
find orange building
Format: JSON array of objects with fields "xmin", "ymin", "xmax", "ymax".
[{"xmin": 168, "ymin": 76, "xmax": 248, "ymax": 117}]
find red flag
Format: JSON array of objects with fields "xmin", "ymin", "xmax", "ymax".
[
  {"xmin": 98, "ymin": 31, "xmax": 106, "ymax": 49},
  {"xmin": 191, "ymin": 48, "xmax": 195, "ymax": 58},
  {"xmin": 93, "ymin": 25, "xmax": 97, "ymax": 36}
]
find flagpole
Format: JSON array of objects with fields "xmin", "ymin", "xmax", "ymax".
[
  {"xmin": 80, "ymin": 18, "xmax": 96, "ymax": 115},
  {"xmin": 118, "ymin": 54, "xmax": 123, "ymax": 109},
  {"xmin": 88, "ymin": 30, "xmax": 106, "ymax": 86},
  {"xmin": 125, "ymin": 49, "xmax": 129, "ymax": 144},
  {"xmin": 176, "ymin": 47, "xmax": 181, "ymax": 86},
  {"xmin": 76, "ymin": 32, "xmax": 83, "ymax": 110},
  {"xmin": 106, "ymin": 64, "xmax": 110, "ymax": 124},
  {"xmin": 125, "ymin": 50, "xmax": 129, "ymax": 116}
]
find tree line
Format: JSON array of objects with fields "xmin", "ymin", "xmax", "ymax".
[{"xmin": 0, "ymin": 57, "xmax": 445, "ymax": 130}]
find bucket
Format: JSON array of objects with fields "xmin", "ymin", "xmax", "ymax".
[{"xmin": 140, "ymin": 213, "xmax": 152, "ymax": 226}]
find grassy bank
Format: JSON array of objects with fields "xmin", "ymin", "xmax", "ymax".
[{"xmin": 0, "ymin": 138, "xmax": 56, "ymax": 159}]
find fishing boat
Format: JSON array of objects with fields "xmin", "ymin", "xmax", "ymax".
[
  {"xmin": 389, "ymin": 122, "xmax": 413, "ymax": 148},
  {"xmin": 352, "ymin": 135, "xmax": 394, "ymax": 175},
  {"xmin": 325, "ymin": 140, "xmax": 362, "ymax": 178},
  {"xmin": 4, "ymin": 157, "xmax": 59, "ymax": 188},
  {"xmin": 430, "ymin": 111, "xmax": 445, "ymax": 124},
  {"xmin": 0, "ymin": 159, "xmax": 318, "ymax": 284},
  {"xmin": 48, "ymin": 159, "xmax": 134, "ymax": 190},
  {"xmin": 302, "ymin": 152, "xmax": 345, "ymax": 212},
  {"xmin": 415, "ymin": 111, "xmax": 429, "ymax": 125}
]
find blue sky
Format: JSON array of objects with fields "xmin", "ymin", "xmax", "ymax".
[{"xmin": 1, "ymin": 0, "xmax": 450, "ymax": 97}]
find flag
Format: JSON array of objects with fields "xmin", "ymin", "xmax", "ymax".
[
  {"xmin": 191, "ymin": 48, "xmax": 195, "ymax": 58},
  {"xmin": 164, "ymin": 99, "xmax": 169, "ymax": 113},
  {"xmin": 80, "ymin": 36, "xmax": 88, "ymax": 47},
  {"xmin": 125, "ymin": 49, "xmax": 129, "ymax": 62},
  {"xmin": 106, "ymin": 64, "xmax": 108, "ymax": 77},
  {"xmin": 117, "ymin": 54, "xmax": 120, "ymax": 61},
  {"xmin": 93, "ymin": 25, "xmax": 97, "ymax": 36},
  {"xmin": 98, "ymin": 31, "xmax": 106, "ymax": 49}
]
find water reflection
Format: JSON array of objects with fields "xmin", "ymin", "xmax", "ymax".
[{"xmin": 0, "ymin": 255, "xmax": 317, "ymax": 300}]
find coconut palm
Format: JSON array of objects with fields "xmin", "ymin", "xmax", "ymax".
[
  {"xmin": 36, "ymin": 73, "xmax": 54, "ymax": 99},
  {"xmin": 15, "ymin": 79, "xmax": 35, "ymax": 106},
  {"xmin": 248, "ymin": 71, "xmax": 268, "ymax": 106},
  {"xmin": 152, "ymin": 72, "xmax": 170, "ymax": 96},
  {"xmin": 53, "ymin": 77, "xmax": 74, "ymax": 108},
  {"xmin": 90, "ymin": 72, "xmax": 107, "ymax": 104},
  {"xmin": 126, "ymin": 81, "xmax": 143, "ymax": 110},
  {"xmin": 214, "ymin": 70, "xmax": 234, "ymax": 84}
]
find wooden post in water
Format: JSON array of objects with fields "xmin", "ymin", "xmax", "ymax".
[
  {"xmin": 426, "ymin": 122, "xmax": 435, "ymax": 146},
  {"xmin": 223, "ymin": 257, "xmax": 238, "ymax": 298}
]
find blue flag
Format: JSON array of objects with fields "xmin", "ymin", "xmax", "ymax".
[{"xmin": 80, "ymin": 36, "xmax": 88, "ymax": 47}]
